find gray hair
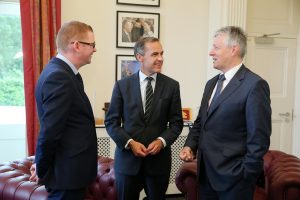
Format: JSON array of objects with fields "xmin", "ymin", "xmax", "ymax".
[
  {"xmin": 134, "ymin": 37, "xmax": 159, "ymax": 58},
  {"xmin": 215, "ymin": 26, "xmax": 247, "ymax": 58}
]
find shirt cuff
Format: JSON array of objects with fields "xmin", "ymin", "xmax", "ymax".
[
  {"xmin": 158, "ymin": 137, "xmax": 166, "ymax": 148},
  {"xmin": 125, "ymin": 139, "xmax": 133, "ymax": 149}
]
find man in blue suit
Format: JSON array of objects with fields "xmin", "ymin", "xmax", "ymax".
[
  {"xmin": 31, "ymin": 21, "xmax": 98, "ymax": 200},
  {"xmin": 180, "ymin": 26, "xmax": 271, "ymax": 200},
  {"xmin": 105, "ymin": 37, "xmax": 183, "ymax": 200}
]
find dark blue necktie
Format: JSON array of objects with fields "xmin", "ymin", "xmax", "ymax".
[
  {"xmin": 209, "ymin": 74, "xmax": 226, "ymax": 110},
  {"xmin": 144, "ymin": 77, "xmax": 153, "ymax": 122}
]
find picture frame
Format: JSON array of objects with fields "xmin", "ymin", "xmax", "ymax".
[
  {"xmin": 116, "ymin": 0, "xmax": 160, "ymax": 7},
  {"xmin": 117, "ymin": 11, "xmax": 160, "ymax": 48},
  {"xmin": 116, "ymin": 55, "xmax": 141, "ymax": 80}
]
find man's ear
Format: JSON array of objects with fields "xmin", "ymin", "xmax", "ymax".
[
  {"xmin": 136, "ymin": 53, "xmax": 143, "ymax": 62},
  {"xmin": 71, "ymin": 41, "xmax": 80, "ymax": 52},
  {"xmin": 231, "ymin": 45, "xmax": 240, "ymax": 56}
]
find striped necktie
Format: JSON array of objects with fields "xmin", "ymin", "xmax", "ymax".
[{"xmin": 144, "ymin": 77, "xmax": 153, "ymax": 122}]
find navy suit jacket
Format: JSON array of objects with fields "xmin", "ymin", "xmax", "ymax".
[
  {"xmin": 185, "ymin": 65, "xmax": 271, "ymax": 191},
  {"xmin": 105, "ymin": 72, "xmax": 183, "ymax": 176},
  {"xmin": 35, "ymin": 57, "xmax": 97, "ymax": 190}
]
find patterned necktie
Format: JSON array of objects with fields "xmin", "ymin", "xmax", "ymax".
[
  {"xmin": 76, "ymin": 73, "xmax": 84, "ymax": 89},
  {"xmin": 209, "ymin": 74, "xmax": 226, "ymax": 109},
  {"xmin": 144, "ymin": 77, "xmax": 153, "ymax": 122}
]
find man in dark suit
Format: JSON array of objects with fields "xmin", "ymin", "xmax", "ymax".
[
  {"xmin": 105, "ymin": 37, "xmax": 183, "ymax": 200},
  {"xmin": 179, "ymin": 26, "xmax": 271, "ymax": 200},
  {"xmin": 30, "ymin": 21, "xmax": 98, "ymax": 200},
  {"xmin": 122, "ymin": 19, "xmax": 133, "ymax": 43}
]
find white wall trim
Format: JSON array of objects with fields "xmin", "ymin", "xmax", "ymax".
[
  {"xmin": 227, "ymin": 0, "xmax": 247, "ymax": 29},
  {"xmin": 206, "ymin": 0, "xmax": 248, "ymax": 80},
  {"xmin": 293, "ymin": 27, "xmax": 300, "ymax": 157}
]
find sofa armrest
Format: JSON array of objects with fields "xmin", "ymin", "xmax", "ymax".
[
  {"xmin": 175, "ymin": 160, "xmax": 197, "ymax": 200},
  {"xmin": 266, "ymin": 152, "xmax": 300, "ymax": 200},
  {"xmin": 0, "ymin": 156, "xmax": 118, "ymax": 200},
  {"xmin": 0, "ymin": 156, "xmax": 48, "ymax": 200}
]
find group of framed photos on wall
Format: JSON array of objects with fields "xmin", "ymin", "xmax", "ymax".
[
  {"xmin": 115, "ymin": 0, "xmax": 160, "ymax": 81},
  {"xmin": 115, "ymin": 1, "xmax": 192, "ymax": 121}
]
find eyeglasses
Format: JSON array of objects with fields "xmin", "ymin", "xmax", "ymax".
[{"xmin": 71, "ymin": 41, "xmax": 96, "ymax": 48}]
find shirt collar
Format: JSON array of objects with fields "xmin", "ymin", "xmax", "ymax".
[
  {"xmin": 139, "ymin": 70, "xmax": 157, "ymax": 83},
  {"xmin": 56, "ymin": 53, "xmax": 78, "ymax": 75},
  {"xmin": 222, "ymin": 62, "xmax": 243, "ymax": 81}
]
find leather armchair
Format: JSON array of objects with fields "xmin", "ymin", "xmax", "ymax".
[
  {"xmin": 175, "ymin": 150, "xmax": 300, "ymax": 200},
  {"xmin": 0, "ymin": 156, "xmax": 116, "ymax": 200}
]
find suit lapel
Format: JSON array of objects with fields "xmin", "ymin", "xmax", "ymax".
[
  {"xmin": 138, "ymin": 73, "xmax": 164, "ymax": 121},
  {"xmin": 78, "ymin": 86, "xmax": 94, "ymax": 118},
  {"xmin": 129, "ymin": 72, "xmax": 164, "ymax": 123},
  {"xmin": 151, "ymin": 73, "xmax": 164, "ymax": 114},
  {"xmin": 52, "ymin": 58, "xmax": 94, "ymax": 119},
  {"xmin": 131, "ymin": 73, "xmax": 144, "ymax": 120},
  {"xmin": 202, "ymin": 75, "xmax": 218, "ymax": 121},
  {"xmin": 207, "ymin": 66, "xmax": 246, "ymax": 116},
  {"xmin": 141, "ymin": 73, "xmax": 164, "ymax": 122}
]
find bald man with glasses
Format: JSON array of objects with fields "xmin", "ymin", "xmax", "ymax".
[{"xmin": 30, "ymin": 21, "xmax": 98, "ymax": 200}]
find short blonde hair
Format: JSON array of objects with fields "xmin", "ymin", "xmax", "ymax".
[{"xmin": 56, "ymin": 21, "xmax": 93, "ymax": 52}]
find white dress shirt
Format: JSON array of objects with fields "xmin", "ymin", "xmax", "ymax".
[
  {"xmin": 139, "ymin": 71, "xmax": 157, "ymax": 112},
  {"xmin": 209, "ymin": 63, "xmax": 243, "ymax": 106},
  {"xmin": 56, "ymin": 53, "xmax": 78, "ymax": 75},
  {"xmin": 125, "ymin": 71, "xmax": 166, "ymax": 148}
]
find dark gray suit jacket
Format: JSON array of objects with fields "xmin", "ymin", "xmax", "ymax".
[
  {"xmin": 35, "ymin": 57, "xmax": 98, "ymax": 190},
  {"xmin": 105, "ymin": 72, "xmax": 183, "ymax": 176},
  {"xmin": 185, "ymin": 65, "xmax": 271, "ymax": 191}
]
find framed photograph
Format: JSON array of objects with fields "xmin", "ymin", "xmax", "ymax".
[
  {"xmin": 117, "ymin": 11, "xmax": 160, "ymax": 48},
  {"xmin": 116, "ymin": 0, "xmax": 160, "ymax": 7},
  {"xmin": 116, "ymin": 55, "xmax": 141, "ymax": 80}
]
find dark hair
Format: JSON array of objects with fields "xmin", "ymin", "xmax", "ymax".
[
  {"xmin": 215, "ymin": 26, "xmax": 247, "ymax": 58},
  {"xmin": 133, "ymin": 37, "xmax": 159, "ymax": 58}
]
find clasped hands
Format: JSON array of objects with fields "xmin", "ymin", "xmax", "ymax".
[
  {"xmin": 129, "ymin": 139, "xmax": 163, "ymax": 157},
  {"xmin": 179, "ymin": 146, "xmax": 195, "ymax": 162}
]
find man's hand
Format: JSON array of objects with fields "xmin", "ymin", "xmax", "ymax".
[
  {"xmin": 179, "ymin": 146, "xmax": 195, "ymax": 162},
  {"xmin": 129, "ymin": 140, "xmax": 148, "ymax": 157},
  {"xmin": 29, "ymin": 163, "xmax": 40, "ymax": 184},
  {"xmin": 147, "ymin": 139, "xmax": 163, "ymax": 155}
]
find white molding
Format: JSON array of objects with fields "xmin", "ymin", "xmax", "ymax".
[
  {"xmin": 293, "ymin": 27, "xmax": 300, "ymax": 157},
  {"xmin": 206, "ymin": 0, "xmax": 248, "ymax": 80},
  {"xmin": 227, "ymin": 0, "xmax": 247, "ymax": 29}
]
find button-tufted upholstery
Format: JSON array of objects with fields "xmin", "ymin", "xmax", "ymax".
[
  {"xmin": 175, "ymin": 150, "xmax": 300, "ymax": 200},
  {"xmin": 0, "ymin": 156, "xmax": 116, "ymax": 200}
]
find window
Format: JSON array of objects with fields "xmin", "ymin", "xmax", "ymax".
[{"xmin": 0, "ymin": 0, "xmax": 26, "ymax": 162}]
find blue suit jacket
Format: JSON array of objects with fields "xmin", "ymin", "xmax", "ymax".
[
  {"xmin": 185, "ymin": 65, "xmax": 271, "ymax": 191},
  {"xmin": 35, "ymin": 57, "xmax": 97, "ymax": 190},
  {"xmin": 105, "ymin": 72, "xmax": 183, "ymax": 176}
]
